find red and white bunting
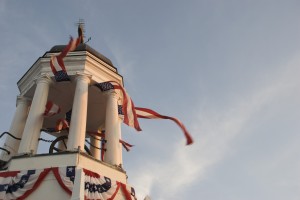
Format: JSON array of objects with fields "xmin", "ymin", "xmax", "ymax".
[
  {"xmin": 0, "ymin": 167, "xmax": 136, "ymax": 200},
  {"xmin": 136, "ymin": 107, "xmax": 194, "ymax": 145},
  {"xmin": 44, "ymin": 101, "xmax": 61, "ymax": 117},
  {"xmin": 94, "ymin": 81, "xmax": 141, "ymax": 131},
  {"xmin": 119, "ymin": 139, "xmax": 134, "ymax": 152},
  {"xmin": 0, "ymin": 168, "xmax": 51, "ymax": 200},
  {"xmin": 94, "ymin": 81, "xmax": 193, "ymax": 146},
  {"xmin": 55, "ymin": 119, "xmax": 69, "ymax": 131},
  {"xmin": 50, "ymin": 36, "xmax": 81, "ymax": 73}
]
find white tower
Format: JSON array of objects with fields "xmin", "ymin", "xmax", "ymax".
[{"xmin": 0, "ymin": 36, "xmax": 136, "ymax": 199}]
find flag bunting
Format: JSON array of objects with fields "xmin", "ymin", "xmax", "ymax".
[
  {"xmin": 82, "ymin": 168, "xmax": 134, "ymax": 200},
  {"xmin": 50, "ymin": 36, "xmax": 81, "ymax": 82},
  {"xmin": 135, "ymin": 107, "xmax": 194, "ymax": 145},
  {"xmin": 43, "ymin": 101, "xmax": 61, "ymax": 117},
  {"xmin": 0, "ymin": 167, "xmax": 136, "ymax": 200},
  {"xmin": 55, "ymin": 119, "xmax": 69, "ymax": 132},
  {"xmin": 119, "ymin": 139, "xmax": 134, "ymax": 152},
  {"xmin": 0, "ymin": 168, "xmax": 51, "ymax": 200},
  {"xmin": 94, "ymin": 81, "xmax": 141, "ymax": 131},
  {"xmin": 94, "ymin": 81, "xmax": 193, "ymax": 145},
  {"xmin": 55, "ymin": 109, "xmax": 72, "ymax": 131}
]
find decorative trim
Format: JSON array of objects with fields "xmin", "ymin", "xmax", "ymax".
[
  {"xmin": 0, "ymin": 166, "xmax": 135, "ymax": 200},
  {"xmin": 52, "ymin": 167, "xmax": 73, "ymax": 195}
]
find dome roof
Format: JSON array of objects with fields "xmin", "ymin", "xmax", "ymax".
[{"xmin": 49, "ymin": 43, "xmax": 114, "ymax": 67}]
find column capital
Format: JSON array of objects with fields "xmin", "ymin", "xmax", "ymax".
[
  {"xmin": 103, "ymin": 90, "xmax": 119, "ymax": 100},
  {"xmin": 34, "ymin": 73, "xmax": 52, "ymax": 85},
  {"xmin": 16, "ymin": 96, "xmax": 31, "ymax": 107},
  {"xmin": 118, "ymin": 115, "xmax": 124, "ymax": 121},
  {"xmin": 75, "ymin": 72, "xmax": 92, "ymax": 84}
]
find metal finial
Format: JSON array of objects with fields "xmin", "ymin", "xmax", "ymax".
[{"xmin": 76, "ymin": 19, "xmax": 85, "ymax": 43}]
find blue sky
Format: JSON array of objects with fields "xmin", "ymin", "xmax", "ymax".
[{"xmin": 1, "ymin": 1, "xmax": 300, "ymax": 199}]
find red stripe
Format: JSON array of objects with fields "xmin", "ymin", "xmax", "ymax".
[
  {"xmin": 112, "ymin": 81, "xmax": 130, "ymax": 125},
  {"xmin": 0, "ymin": 170, "xmax": 20, "ymax": 177},
  {"xmin": 52, "ymin": 167, "xmax": 72, "ymax": 196},
  {"xmin": 44, "ymin": 101, "xmax": 60, "ymax": 116},
  {"xmin": 44, "ymin": 101, "xmax": 52, "ymax": 116},
  {"xmin": 130, "ymin": 99, "xmax": 142, "ymax": 131},
  {"xmin": 60, "ymin": 37, "xmax": 74, "ymax": 58},
  {"xmin": 50, "ymin": 36, "xmax": 81, "ymax": 77},
  {"xmin": 120, "ymin": 183, "xmax": 132, "ymax": 200},
  {"xmin": 55, "ymin": 119, "xmax": 69, "ymax": 131},
  {"xmin": 136, "ymin": 107, "xmax": 194, "ymax": 145},
  {"xmin": 119, "ymin": 139, "xmax": 134, "ymax": 151},
  {"xmin": 56, "ymin": 55, "xmax": 67, "ymax": 71},
  {"xmin": 119, "ymin": 139, "xmax": 134, "ymax": 147},
  {"xmin": 50, "ymin": 57, "xmax": 58, "ymax": 74},
  {"xmin": 108, "ymin": 81, "xmax": 141, "ymax": 131},
  {"xmin": 83, "ymin": 168, "xmax": 100, "ymax": 178},
  {"xmin": 107, "ymin": 182, "xmax": 121, "ymax": 200}
]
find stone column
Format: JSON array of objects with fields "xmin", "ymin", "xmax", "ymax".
[
  {"xmin": 90, "ymin": 135, "xmax": 101, "ymax": 160},
  {"xmin": 67, "ymin": 73, "xmax": 91, "ymax": 151},
  {"xmin": 18, "ymin": 74, "xmax": 52, "ymax": 154},
  {"xmin": 57, "ymin": 138, "xmax": 68, "ymax": 151},
  {"xmin": 118, "ymin": 117, "xmax": 123, "ymax": 167},
  {"xmin": 104, "ymin": 91, "xmax": 122, "ymax": 166},
  {"xmin": 71, "ymin": 168, "xmax": 85, "ymax": 200},
  {"xmin": 0, "ymin": 96, "xmax": 31, "ymax": 161}
]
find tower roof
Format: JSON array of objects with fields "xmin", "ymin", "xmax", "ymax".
[{"xmin": 49, "ymin": 43, "xmax": 114, "ymax": 67}]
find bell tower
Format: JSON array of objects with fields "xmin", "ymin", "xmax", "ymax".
[{"xmin": 0, "ymin": 28, "xmax": 136, "ymax": 199}]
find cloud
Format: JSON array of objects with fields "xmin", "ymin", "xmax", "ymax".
[
  {"xmin": 129, "ymin": 53, "xmax": 300, "ymax": 199},
  {"xmin": 104, "ymin": 37, "xmax": 139, "ymax": 87}
]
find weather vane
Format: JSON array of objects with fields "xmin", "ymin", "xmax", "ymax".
[{"xmin": 75, "ymin": 19, "xmax": 91, "ymax": 44}]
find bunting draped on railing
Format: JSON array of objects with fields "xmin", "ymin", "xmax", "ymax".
[
  {"xmin": 50, "ymin": 36, "xmax": 81, "ymax": 82},
  {"xmin": 52, "ymin": 166, "xmax": 75, "ymax": 196},
  {"xmin": 83, "ymin": 169, "xmax": 120, "ymax": 200},
  {"xmin": 82, "ymin": 168, "xmax": 135, "ymax": 200},
  {"xmin": 0, "ymin": 166, "xmax": 136, "ymax": 200},
  {"xmin": 0, "ymin": 168, "xmax": 51, "ymax": 200}
]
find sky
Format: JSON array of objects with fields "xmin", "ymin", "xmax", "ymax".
[{"xmin": 0, "ymin": 1, "xmax": 300, "ymax": 199}]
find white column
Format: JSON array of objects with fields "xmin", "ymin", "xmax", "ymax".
[
  {"xmin": 67, "ymin": 73, "xmax": 91, "ymax": 151},
  {"xmin": 0, "ymin": 96, "xmax": 31, "ymax": 161},
  {"xmin": 104, "ymin": 91, "xmax": 122, "ymax": 166},
  {"xmin": 90, "ymin": 135, "xmax": 101, "ymax": 160},
  {"xmin": 118, "ymin": 117, "xmax": 123, "ymax": 166},
  {"xmin": 57, "ymin": 138, "xmax": 68, "ymax": 151},
  {"xmin": 71, "ymin": 168, "xmax": 85, "ymax": 200},
  {"xmin": 18, "ymin": 74, "xmax": 52, "ymax": 154}
]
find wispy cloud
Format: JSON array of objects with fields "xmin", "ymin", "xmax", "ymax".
[
  {"xmin": 129, "ymin": 53, "xmax": 300, "ymax": 199},
  {"xmin": 104, "ymin": 37, "xmax": 138, "ymax": 87}
]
